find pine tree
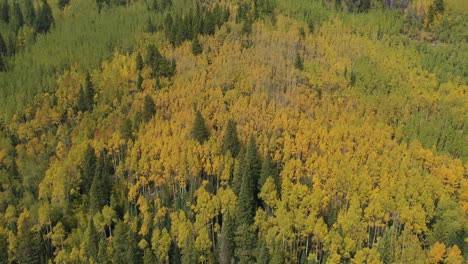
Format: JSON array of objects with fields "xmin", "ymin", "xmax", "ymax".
[
  {"xmin": 6, "ymin": 36, "xmax": 15, "ymax": 56},
  {"xmin": 16, "ymin": 211, "xmax": 42, "ymax": 264},
  {"xmin": 113, "ymin": 221, "xmax": 143, "ymax": 264},
  {"xmin": 142, "ymin": 94, "xmax": 156, "ymax": 122},
  {"xmin": 144, "ymin": 17, "xmax": 156, "ymax": 33},
  {"xmin": 294, "ymin": 52, "xmax": 304, "ymax": 70},
  {"xmin": 84, "ymin": 72, "xmax": 95, "ymax": 111},
  {"xmin": 181, "ymin": 238, "xmax": 198, "ymax": 264},
  {"xmin": 234, "ymin": 224, "xmax": 256, "ymax": 264},
  {"xmin": 81, "ymin": 145, "xmax": 96, "ymax": 194},
  {"xmin": 10, "ymin": 2, "xmax": 24, "ymax": 33},
  {"xmin": 0, "ymin": 0, "xmax": 9, "ymax": 23},
  {"xmin": 232, "ymin": 149, "xmax": 245, "ymax": 195},
  {"xmin": 36, "ymin": 0, "xmax": 54, "ymax": 34},
  {"xmin": 85, "ymin": 218, "xmax": 99, "ymax": 262},
  {"xmin": 136, "ymin": 74, "xmax": 143, "ymax": 91},
  {"xmin": 97, "ymin": 236, "xmax": 109, "ymax": 264},
  {"xmin": 136, "ymin": 52, "xmax": 144, "ymax": 72},
  {"xmin": 90, "ymin": 155, "xmax": 112, "ymax": 214},
  {"xmin": 192, "ymin": 37, "xmax": 203, "ymax": 56},
  {"xmin": 57, "ymin": 0, "xmax": 70, "ymax": 10},
  {"xmin": 222, "ymin": 120, "xmax": 240, "ymax": 157},
  {"xmin": 192, "ymin": 110, "xmax": 210, "ymax": 143},
  {"xmin": 121, "ymin": 118, "xmax": 133, "ymax": 140},
  {"xmin": 219, "ymin": 210, "xmax": 236, "ymax": 264},
  {"xmin": 24, "ymin": 0, "xmax": 36, "ymax": 26},
  {"xmin": 259, "ymin": 152, "xmax": 278, "ymax": 193},
  {"xmin": 0, "ymin": 55, "xmax": 5, "ymax": 72},
  {"xmin": 256, "ymin": 242, "xmax": 270, "ymax": 264},
  {"xmin": 143, "ymin": 248, "xmax": 157, "ymax": 264},
  {"xmin": 0, "ymin": 232, "xmax": 8, "ymax": 264}
]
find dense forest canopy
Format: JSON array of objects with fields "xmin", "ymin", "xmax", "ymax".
[{"xmin": 0, "ymin": 0, "xmax": 467, "ymax": 263}]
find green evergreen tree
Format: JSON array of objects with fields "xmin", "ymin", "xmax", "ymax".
[
  {"xmin": 136, "ymin": 74, "xmax": 143, "ymax": 91},
  {"xmin": 192, "ymin": 37, "xmax": 203, "ymax": 56},
  {"xmin": 219, "ymin": 210, "xmax": 236, "ymax": 264},
  {"xmin": 0, "ymin": 55, "xmax": 5, "ymax": 72},
  {"xmin": 192, "ymin": 110, "xmax": 210, "ymax": 143},
  {"xmin": 0, "ymin": 0, "xmax": 9, "ymax": 23},
  {"xmin": 97, "ymin": 236, "xmax": 109, "ymax": 264},
  {"xmin": 90, "ymin": 155, "xmax": 112, "ymax": 214},
  {"xmin": 85, "ymin": 218, "xmax": 99, "ymax": 262},
  {"xmin": 6, "ymin": 36, "xmax": 15, "ymax": 56},
  {"xmin": 256, "ymin": 242, "xmax": 270, "ymax": 264},
  {"xmin": 121, "ymin": 118, "xmax": 133, "ymax": 140},
  {"xmin": 10, "ymin": 2, "xmax": 24, "ymax": 33},
  {"xmin": 181, "ymin": 238, "xmax": 198, "ymax": 264},
  {"xmin": 16, "ymin": 215, "xmax": 41, "ymax": 264},
  {"xmin": 136, "ymin": 52, "xmax": 144, "ymax": 72},
  {"xmin": 0, "ymin": 232, "xmax": 8, "ymax": 264},
  {"xmin": 234, "ymin": 224, "xmax": 256, "ymax": 264},
  {"xmin": 143, "ymin": 248, "xmax": 157, "ymax": 264},
  {"xmin": 57, "ymin": 0, "xmax": 71, "ymax": 9},
  {"xmin": 81, "ymin": 145, "xmax": 97, "ymax": 194},
  {"xmin": 84, "ymin": 72, "xmax": 95, "ymax": 111},
  {"xmin": 294, "ymin": 52, "xmax": 304, "ymax": 70},
  {"xmin": 36, "ymin": 0, "xmax": 54, "ymax": 33},
  {"xmin": 24, "ymin": 0, "xmax": 36, "ymax": 26},
  {"xmin": 142, "ymin": 94, "xmax": 156, "ymax": 122},
  {"xmin": 259, "ymin": 152, "xmax": 278, "ymax": 192},
  {"xmin": 222, "ymin": 120, "xmax": 240, "ymax": 157},
  {"xmin": 113, "ymin": 221, "xmax": 143, "ymax": 264},
  {"xmin": 144, "ymin": 17, "xmax": 156, "ymax": 33},
  {"xmin": 232, "ymin": 149, "xmax": 245, "ymax": 195}
]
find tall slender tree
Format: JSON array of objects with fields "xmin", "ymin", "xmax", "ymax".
[
  {"xmin": 192, "ymin": 110, "xmax": 210, "ymax": 143},
  {"xmin": 222, "ymin": 120, "xmax": 240, "ymax": 157},
  {"xmin": 0, "ymin": 0, "xmax": 9, "ymax": 23}
]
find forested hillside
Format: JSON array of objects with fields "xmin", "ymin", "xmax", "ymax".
[{"xmin": 0, "ymin": 0, "xmax": 467, "ymax": 263}]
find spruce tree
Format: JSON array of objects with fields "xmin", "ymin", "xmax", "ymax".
[
  {"xmin": 294, "ymin": 52, "xmax": 304, "ymax": 70},
  {"xmin": 85, "ymin": 218, "xmax": 99, "ymax": 262},
  {"xmin": 0, "ymin": 55, "xmax": 5, "ymax": 72},
  {"xmin": 17, "ymin": 213, "xmax": 42, "ymax": 264},
  {"xmin": 0, "ymin": 0, "xmax": 9, "ymax": 23},
  {"xmin": 219, "ymin": 210, "xmax": 236, "ymax": 264},
  {"xmin": 136, "ymin": 52, "xmax": 144, "ymax": 72},
  {"xmin": 136, "ymin": 74, "xmax": 143, "ymax": 91},
  {"xmin": 97, "ymin": 236, "xmax": 109, "ymax": 264},
  {"xmin": 112, "ymin": 221, "xmax": 142, "ymax": 264},
  {"xmin": 256, "ymin": 242, "xmax": 270, "ymax": 264},
  {"xmin": 181, "ymin": 238, "xmax": 198, "ymax": 264},
  {"xmin": 90, "ymin": 155, "xmax": 111, "ymax": 214},
  {"xmin": 259, "ymin": 152, "xmax": 278, "ymax": 192},
  {"xmin": 0, "ymin": 232, "xmax": 8, "ymax": 264},
  {"xmin": 36, "ymin": 0, "xmax": 54, "ymax": 33},
  {"xmin": 81, "ymin": 145, "xmax": 96, "ymax": 194},
  {"xmin": 10, "ymin": 2, "xmax": 24, "ymax": 33},
  {"xmin": 121, "ymin": 118, "xmax": 133, "ymax": 140},
  {"xmin": 192, "ymin": 110, "xmax": 210, "ymax": 143},
  {"xmin": 57, "ymin": 0, "xmax": 70, "ymax": 10},
  {"xmin": 84, "ymin": 72, "xmax": 95, "ymax": 111},
  {"xmin": 232, "ymin": 148, "xmax": 245, "ymax": 195},
  {"xmin": 24, "ymin": 0, "xmax": 36, "ymax": 26},
  {"xmin": 222, "ymin": 119, "xmax": 240, "ymax": 157},
  {"xmin": 192, "ymin": 37, "xmax": 203, "ymax": 56},
  {"xmin": 142, "ymin": 94, "xmax": 156, "ymax": 122}
]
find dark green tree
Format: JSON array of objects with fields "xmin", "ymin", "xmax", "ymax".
[
  {"xmin": 136, "ymin": 52, "xmax": 144, "ymax": 72},
  {"xmin": 181, "ymin": 238, "xmax": 198, "ymax": 264},
  {"xmin": 36, "ymin": 0, "xmax": 54, "ymax": 33},
  {"xmin": 24, "ymin": 0, "xmax": 36, "ymax": 26},
  {"xmin": 219, "ymin": 210, "xmax": 236, "ymax": 264},
  {"xmin": 80, "ymin": 145, "xmax": 97, "ymax": 194},
  {"xmin": 294, "ymin": 52, "xmax": 304, "ymax": 70},
  {"xmin": 16, "ymin": 214, "xmax": 41, "ymax": 264},
  {"xmin": 192, "ymin": 110, "xmax": 210, "ymax": 143},
  {"xmin": 234, "ymin": 224, "xmax": 257, "ymax": 264},
  {"xmin": 142, "ymin": 94, "xmax": 156, "ymax": 122},
  {"xmin": 10, "ymin": 2, "xmax": 24, "ymax": 33},
  {"xmin": 121, "ymin": 118, "xmax": 133, "ymax": 140},
  {"xmin": 84, "ymin": 72, "xmax": 95, "ymax": 111},
  {"xmin": 222, "ymin": 120, "xmax": 240, "ymax": 157},
  {"xmin": 98, "ymin": 236, "xmax": 109, "ymax": 264},
  {"xmin": 112, "ymin": 221, "xmax": 143, "ymax": 264},
  {"xmin": 90, "ymin": 155, "xmax": 112, "ymax": 214},
  {"xmin": 136, "ymin": 74, "xmax": 143, "ymax": 91},
  {"xmin": 256, "ymin": 242, "xmax": 270, "ymax": 264},
  {"xmin": 0, "ymin": 0, "xmax": 9, "ymax": 23},
  {"xmin": 85, "ymin": 218, "xmax": 99, "ymax": 262},
  {"xmin": 58, "ymin": 0, "xmax": 71, "ymax": 9},
  {"xmin": 144, "ymin": 17, "xmax": 156, "ymax": 33},
  {"xmin": 0, "ymin": 232, "xmax": 7, "ymax": 264},
  {"xmin": 259, "ymin": 152, "xmax": 279, "ymax": 192},
  {"xmin": 143, "ymin": 248, "xmax": 157, "ymax": 264},
  {"xmin": 192, "ymin": 37, "xmax": 203, "ymax": 55},
  {"xmin": 232, "ymin": 148, "xmax": 245, "ymax": 195},
  {"xmin": 0, "ymin": 55, "xmax": 5, "ymax": 72},
  {"xmin": 6, "ymin": 36, "xmax": 15, "ymax": 56}
]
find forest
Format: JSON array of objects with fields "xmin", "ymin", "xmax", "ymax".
[{"xmin": 0, "ymin": 0, "xmax": 466, "ymax": 263}]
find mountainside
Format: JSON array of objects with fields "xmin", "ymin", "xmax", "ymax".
[{"xmin": 0, "ymin": 0, "xmax": 467, "ymax": 263}]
